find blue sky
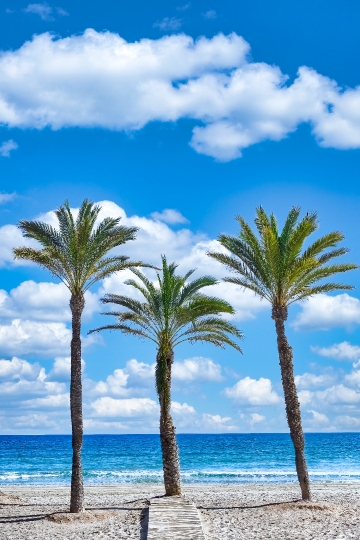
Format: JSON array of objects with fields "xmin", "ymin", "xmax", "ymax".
[{"xmin": 1, "ymin": 0, "xmax": 360, "ymax": 434}]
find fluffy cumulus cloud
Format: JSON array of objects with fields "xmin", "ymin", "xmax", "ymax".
[
  {"xmin": 0, "ymin": 353, "xmax": 239, "ymax": 433},
  {"xmin": 0, "ymin": 198, "xmax": 267, "ymax": 322},
  {"xmin": 311, "ymin": 341, "xmax": 360, "ymax": 361},
  {"xmin": 0, "ymin": 199, "xmax": 264, "ymax": 363},
  {"xmin": 0, "ymin": 225, "xmax": 29, "ymax": 267},
  {"xmin": 292, "ymin": 294, "xmax": 360, "ymax": 331},
  {"xmin": 92, "ymin": 357, "xmax": 225, "ymax": 398},
  {"xmin": 295, "ymin": 372, "xmax": 338, "ymax": 389},
  {"xmin": 91, "ymin": 396, "xmax": 159, "ymax": 417},
  {"xmin": 0, "ymin": 280, "xmax": 98, "ymax": 321},
  {"xmin": 0, "ymin": 357, "xmax": 65, "ymax": 402},
  {"xmin": 172, "ymin": 357, "xmax": 224, "ymax": 382},
  {"xmin": 1, "ymin": 30, "xmax": 360, "ymax": 160},
  {"xmin": 150, "ymin": 208, "xmax": 189, "ymax": 224},
  {"xmin": 0, "ymin": 319, "xmax": 97, "ymax": 357},
  {"xmin": 0, "ymin": 356, "xmax": 41, "ymax": 381},
  {"xmin": 0, "ymin": 356, "xmax": 70, "ymax": 432},
  {"xmin": 224, "ymin": 376, "xmax": 281, "ymax": 405},
  {"xmin": 293, "ymin": 362, "xmax": 360, "ymax": 431}
]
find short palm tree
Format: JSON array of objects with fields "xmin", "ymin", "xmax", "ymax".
[
  {"xmin": 13, "ymin": 199, "xmax": 145, "ymax": 513},
  {"xmin": 90, "ymin": 255, "xmax": 243, "ymax": 496},
  {"xmin": 208, "ymin": 206, "xmax": 357, "ymax": 501}
]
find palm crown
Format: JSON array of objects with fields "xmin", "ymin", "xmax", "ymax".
[
  {"xmin": 91, "ymin": 255, "xmax": 243, "ymax": 401},
  {"xmin": 13, "ymin": 199, "xmax": 141, "ymax": 293},
  {"xmin": 208, "ymin": 206, "xmax": 357, "ymax": 307}
]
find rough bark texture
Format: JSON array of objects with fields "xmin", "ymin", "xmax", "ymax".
[
  {"xmin": 158, "ymin": 349, "xmax": 182, "ymax": 496},
  {"xmin": 70, "ymin": 293, "xmax": 85, "ymax": 513},
  {"xmin": 272, "ymin": 304, "xmax": 311, "ymax": 501}
]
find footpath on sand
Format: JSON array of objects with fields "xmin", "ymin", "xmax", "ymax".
[{"xmin": 147, "ymin": 496, "xmax": 205, "ymax": 540}]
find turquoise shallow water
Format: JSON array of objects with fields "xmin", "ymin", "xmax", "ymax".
[{"xmin": 1, "ymin": 433, "xmax": 360, "ymax": 485}]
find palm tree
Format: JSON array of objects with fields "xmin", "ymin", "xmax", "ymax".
[
  {"xmin": 90, "ymin": 255, "xmax": 243, "ymax": 496},
  {"xmin": 13, "ymin": 199, "xmax": 145, "ymax": 513},
  {"xmin": 208, "ymin": 206, "xmax": 357, "ymax": 501}
]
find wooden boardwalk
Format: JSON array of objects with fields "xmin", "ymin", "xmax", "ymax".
[{"xmin": 147, "ymin": 496, "xmax": 205, "ymax": 540}]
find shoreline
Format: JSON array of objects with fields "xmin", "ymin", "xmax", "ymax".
[
  {"xmin": 2, "ymin": 483, "xmax": 360, "ymax": 539},
  {"xmin": 2, "ymin": 479, "xmax": 360, "ymax": 488}
]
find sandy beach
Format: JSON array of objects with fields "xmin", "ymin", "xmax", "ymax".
[{"xmin": 1, "ymin": 483, "xmax": 360, "ymax": 539}]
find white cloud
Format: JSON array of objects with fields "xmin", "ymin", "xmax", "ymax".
[
  {"xmin": 0, "ymin": 192, "xmax": 16, "ymax": 204},
  {"xmin": 94, "ymin": 368, "xmax": 129, "ymax": 396},
  {"xmin": 298, "ymin": 379, "xmax": 360, "ymax": 409},
  {"xmin": 124, "ymin": 359, "xmax": 155, "ymax": 386},
  {"xmin": 173, "ymin": 356, "xmax": 224, "ymax": 382},
  {"xmin": 150, "ymin": 208, "xmax": 189, "ymax": 224},
  {"xmin": 292, "ymin": 294, "xmax": 360, "ymax": 331},
  {"xmin": 170, "ymin": 402, "xmax": 236, "ymax": 431},
  {"xmin": 0, "ymin": 225, "xmax": 30, "ymax": 267},
  {"xmin": 93, "ymin": 359, "xmax": 154, "ymax": 396},
  {"xmin": 153, "ymin": 17, "xmax": 182, "ymax": 31},
  {"xmin": 311, "ymin": 341, "xmax": 360, "ymax": 361},
  {"xmin": 87, "ymin": 202, "xmax": 266, "ymax": 321},
  {"xmin": 1, "ymin": 31, "xmax": 360, "ymax": 160},
  {"xmin": 305, "ymin": 409, "xmax": 330, "ymax": 429},
  {"xmin": 93, "ymin": 356, "xmax": 224, "ymax": 397},
  {"xmin": 0, "ymin": 362, "xmax": 65, "ymax": 401},
  {"xmin": 316, "ymin": 384, "xmax": 360, "ymax": 405},
  {"xmin": 24, "ymin": 393, "xmax": 69, "ymax": 408},
  {"xmin": 203, "ymin": 10, "xmax": 216, "ymax": 19},
  {"xmin": 295, "ymin": 372, "xmax": 338, "ymax": 389},
  {"xmin": 24, "ymin": 2, "xmax": 53, "ymax": 20},
  {"xmin": 334, "ymin": 415, "xmax": 360, "ymax": 429},
  {"xmin": 250, "ymin": 412, "xmax": 265, "ymax": 424},
  {"xmin": 47, "ymin": 356, "xmax": 86, "ymax": 381},
  {"xmin": 83, "ymin": 418, "xmax": 127, "ymax": 431},
  {"xmin": 171, "ymin": 401, "xmax": 196, "ymax": 416},
  {"xmin": 91, "ymin": 396, "xmax": 159, "ymax": 417},
  {"xmin": 0, "ymin": 280, "xmax": 99, "ymax": 321},
  {"xmin": 201, "ymin": 413, "xmax": 234, "ymax": 429},
  {"xmin": 0, "ymin": 139, "xmax": 18, "ymax": 157},
  {"xmin": 3, "ymin": 413, "xmax": 57, "ymax": 429},
  {"xmin": 0, "ymin": 356, "xmax": 42, "ymax": 380},
  {"xmin": 224, "ymin": 376, "xmax": 281, "ymax": 405},
  {"xmin": 0, "ymin": 319, "xmax": 97, "ymax": 357}
]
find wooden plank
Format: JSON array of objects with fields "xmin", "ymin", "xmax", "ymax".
[{"xmin": 147, "ymin": 497, "xmax": 205, "ymax": 540}]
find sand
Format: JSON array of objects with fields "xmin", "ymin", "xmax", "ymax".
[{"xmin": 1, "ymin": 483, "xmax": 360, "ymax": 539}]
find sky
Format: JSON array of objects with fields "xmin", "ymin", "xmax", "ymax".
[{"xmin": 1, "ymin": 0, "xmax": 360, "ymax": 435}]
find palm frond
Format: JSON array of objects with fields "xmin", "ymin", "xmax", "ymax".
[
  {"xmin": 210, "ymin": 206, "xmax": 356, "ymax": 309},
  {"xmin": 94, "ymin": 255, "xmax": 243, "ymax": 399},
  {"xmin": 14, "ymin": 199, "xmax": 143, "ymax": 295}
]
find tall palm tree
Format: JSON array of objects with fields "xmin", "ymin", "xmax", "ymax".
[
  {"xmin": 90, "ymin": 255, "xmax": 243, "ymax": 496},
  {"xmin": 208, "ymin": 206, "xmax": 357, "ymax": 501},
  {"xmin": 13, "ymin": 199, "xmax": 145, "ymax": 513}
]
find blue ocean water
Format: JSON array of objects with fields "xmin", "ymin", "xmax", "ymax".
[{"xmin": 1, "ymin": 433, "xmax": 360, "ymax": 485}]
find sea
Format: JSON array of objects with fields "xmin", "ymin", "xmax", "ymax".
[{"xmin": 1, "ymin": 433, "xmax": 360, "ymax": 486}]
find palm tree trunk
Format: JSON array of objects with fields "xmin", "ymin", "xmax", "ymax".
[
  {"xmin": 157, "ymin": 349, "xmax": 182, "ymax": 496},
  {"xmin": 272, "ymin": 304, "xmax": 311, "ymax": 501},
  {"xmin": 69, "ymin": 293, "xmax": 85, "ymax": 512}
]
